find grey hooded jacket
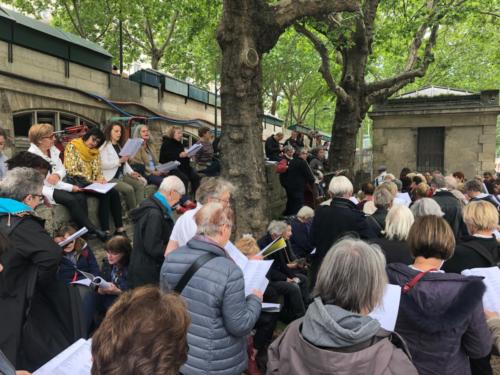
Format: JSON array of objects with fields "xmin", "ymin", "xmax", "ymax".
[
  {"xmin": 161, "ymin": 237, "xmax": 261, "ymax": 375},
  {"xmin": 267, "ymin": 298, "xmax": 418, "ymax": 375}
]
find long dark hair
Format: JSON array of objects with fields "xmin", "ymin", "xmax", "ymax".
[
  {"xmin": 103, "ymin": 123, "xmax": 127, "ymax": 147},
  {"xmin": 82, "ymin": 127, "xmax": 105, "ymax": 148}
]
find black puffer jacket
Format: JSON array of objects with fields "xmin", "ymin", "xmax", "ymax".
[{"xmin": 127, "ymin": 196, "xmax": 173, "ymax": 288}]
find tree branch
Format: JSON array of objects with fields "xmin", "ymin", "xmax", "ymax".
[
  {"xmin": 158, "ymin": 10, "xmax": 179, "ymax": 55},
  {"xmin": 62, "ymin": 0, "xmax": 86, "ymax": 38},
  {"xmin": 366, "ymin": 24, "xmax": 439, "ymax": 103},
  {"xmin": 273, "ymin": 0, "xmax": 360, "ymax": 29},
  {"xmin": 294, "ymin": 22, "xmax": 352, "ymax": 105},
  {"xmin": 123, "ymin": 24, "xmax": 147, "ymax": 50}
]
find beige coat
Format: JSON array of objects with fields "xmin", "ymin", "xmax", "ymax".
[{"xmin": 267, "ymin": 319, "xmax": 418, "ymax": 375}]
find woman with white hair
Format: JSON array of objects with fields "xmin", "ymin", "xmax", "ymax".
[
  {"xmin": 258, "ymin": 220, "xmax": 309, "ymax": 323},
  {"xmin": 370, "ymin": 205, "xmax": 415, "ymax": 264},
  {"xmin": 289, "ymin": 206, "xmax": 315, "ymax": 258},
  {"xmin": 410, "ymin": 197, "xmax": 444, "ymax": 218},
  {"xmin": 161, "ymin": 202, "xmax": 262, "ymax": 375},
  {"xmin": 268, "ymin": 238, "xmax": 417, "ymax": 375}
]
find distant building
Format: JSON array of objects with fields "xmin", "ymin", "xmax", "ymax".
[{"xmin": 369, "ymin": 87, "xmax": 500, "ymax": 177}]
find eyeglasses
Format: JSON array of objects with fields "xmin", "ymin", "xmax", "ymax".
[
  {"xmin": 41, "ymin": 134, "xmax": 56, "ymax": 140},
  {"xmin": 212, "ymin": 197, "xmax": 231, "ymax": 206},
  {"xmin": 29, "ymin": 194, "xmax": 44, "ymax": 200}
]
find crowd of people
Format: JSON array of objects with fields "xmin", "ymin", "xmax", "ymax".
[{"xmin": 1, "ymin": 123, "xmax": 500, "ymax": 375}]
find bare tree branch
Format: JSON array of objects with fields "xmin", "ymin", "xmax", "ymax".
[
  {"xmin": 273, "ymin": 0, "xmax": 360, "ymax": 29},
  {"xmin": 294, "ymin": 22, "xmax": 352, "ymax": 106}
]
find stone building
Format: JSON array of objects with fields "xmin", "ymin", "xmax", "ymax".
[{"xmin": 369, "ymin": 87, "xmax": 500, "ymax": 178}]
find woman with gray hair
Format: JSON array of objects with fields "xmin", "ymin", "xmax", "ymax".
[
  {"xmin": 129, "ymin": 124, "xmax": 164, "ymax": 187},
  {"xmin": 289, "ymin": 206, "xmax": 315, "ymax": 258},
  {"xmin": 161, "ymin": 202, "xmax": 262, "ymax": 375},
  {"xmin": 410, "ymin": 197, "xmax": 444, "ymax": 218},
  {"xmin": 370, "ymin": 205, "xmax": 415, "ymax": 264},
  {"xmin": 268, "ymin": 238, "xmax": 417, "ymax": 375},
  {"xmin": 0, "ymin": 167, "xmax": 62, "ymax": 367}
]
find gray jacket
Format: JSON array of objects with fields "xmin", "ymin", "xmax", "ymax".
[
  {"xmin": 267, "ymin": 298, "xmax": 417, "ymax": 375},
  {"xmin": 160, "ymin": 237, "xmax": 261, "ymax": 375}
]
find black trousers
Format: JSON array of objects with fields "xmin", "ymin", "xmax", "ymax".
[
  {"xmin": 270, "ymin": 275, "xmax": 307, "ymax": 323},
  {"xmin": 53, "ymin": 189, "xmax": 95, "ymax": 231},
  {"xmin": 284, "ymin": 189, "xmax": 304, "ymax": 216},
  {"xmin": 85, "ymin": 188, "xmax": 123, "ymax": 231},
  {"xmin": 173, "ymin": 168, "xmax": 200, "ymax": 196},
  {"xmin": 253, "ymin": 312, "xmax": 279, "ymax": 350}
]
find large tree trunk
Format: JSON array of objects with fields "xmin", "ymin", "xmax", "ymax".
[
  {"xmin": 328, "ymin": 100, "xmax": 362, "ymax": 175},
  {"xmin": 217, "ymin": 2, "xmax": 269, "ymax": 237}
]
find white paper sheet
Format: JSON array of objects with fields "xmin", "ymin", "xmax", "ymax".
[
  {"xmin": 223, "ymin": 242, "xmax": 273, "ymax": 296},
  {"xmin": 244, "ymin": 260, "xmax": 273, "ymax": 296},
  {"xmin": 394, "ymin": 192, "xmax": 412, "ymax": 207},
  {"xmin": 83, "ymin": 182, "xmax": 117, "ymax": 194},
  {"xmin": 224, "ymin": 241, "xmax": 249, "ymax": 270},
  {"xmin": 58, "ymin": 227, "xmax": 88, "ymax": 247},
  {"xmin": 34, "ymin": 338, "xmax": 92, "ymax": 375},
  {"xmin": 369, "ymin": 284, "xmax": 401, "ymax": 331},
  {"xmin": 119, "ymin": 138, "xmax": 143, "ymax": 158},
  {"xmin": 462, "ymin": 267, "xmax": 500, "ymax": 313},
  {"xmin": 186, "ymin": 143, "xmax": 203, "ymax": 157},
  {"xmin": 156, "ymin": 161, "xmax": 181, "ymax": 174}
]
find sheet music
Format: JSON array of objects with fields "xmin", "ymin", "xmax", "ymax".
[
  {"xmin": 84, "ymin": 182, "xmax": 116, "ymax": 194},
  {"xmin": 224, "ymin": 241, "xmax": 249, "ymax": 270},
  {"xmin": 186, "ymin": 143, "xmax": 203, "ymax": 157},
  {"xmin": 58, "ymin": 227, "xmax": 88, "ymax": 247},
  {"xmin": 462, "ymin": 267, "xmax": 500, "ymax": 313},
  {"xmin": 34, "ymin": 338, "xmax": 92, "ymax": 375},
  {"xmin": 243, "ymin": 260, "xmax": 273, "ymax": 296},
  {"xmin": 119, "ymin": 138, "xmax": 143, "ymax": 158},
  {"xmin": 156, "ymin": 161, "xmax": 180, "ymax": 174},
  {"xmin": 369, "ymin": 284, "xmax": 401, "ymax": 331},
  {"xmin": 75, "ymin": 270, "xmax": 113, "ymax": 290}
]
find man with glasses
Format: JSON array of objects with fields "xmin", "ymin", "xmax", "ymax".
[
  {"xmin": 128, "ymin": 175, "xmax": 185, "ymax": 289},
  {"xmin": 165, "ymin": 177, "xmax": 235, "ymax": 256}
]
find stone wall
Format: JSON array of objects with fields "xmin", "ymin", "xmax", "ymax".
[{"xmin": 370, "ymin": 91, "xmax": 500, "ymax": 178}]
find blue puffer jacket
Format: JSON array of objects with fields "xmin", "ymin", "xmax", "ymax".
[{"xmin": 160, "ymin": 237, "xmax": 261, "ymax": 375}]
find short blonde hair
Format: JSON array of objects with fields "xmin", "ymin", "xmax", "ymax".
[
  {"xmin": 28, "ymin": 123, "xmax": 54, "ymax": 145},
  {"xmin": 235, "ymin": 235, "xmax": 260, "ymax": 257},
  {"xmin": 166, "ymin": 126, "xmax": 182, "ymax": 139},
  {"xmin": 463, "ymin": 200, "xmax": 498, "ymax": 232}
]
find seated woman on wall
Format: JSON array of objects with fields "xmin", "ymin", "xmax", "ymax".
[
  {"xmin": 91, "ymin": 286, "xmax": 190, "ymax": 375},
  {"xmin": 159, "ymin": 126, "xmax": 200, "ymax": 195},
  {"xmin": 258, "ymin": 221, "xmax": 309, "ymax": 323},
  {"xmin": 100, "ymin": 123, "xmax": 146, "ymax": 211},
  {"xmin": 267, "ymin": 238, "xmax": 418, "ymax": 375},
  {"xmin": 27, "ymin": 123, "xmax": 107, "ymax": 240},
  {"xmin": 64, "ymin": 127, "xmax": 126, "ymax": 237},
  {"xmin": 289, "ymin": 206, "xmax": 315, "ymax": 259},
  {"xmin": 387, "ymin": 215, "xmax": 492, "ymax": 375},
  {"xmin": 129, "ymin": 124, "xmax": 164, "ymax": 187}
]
